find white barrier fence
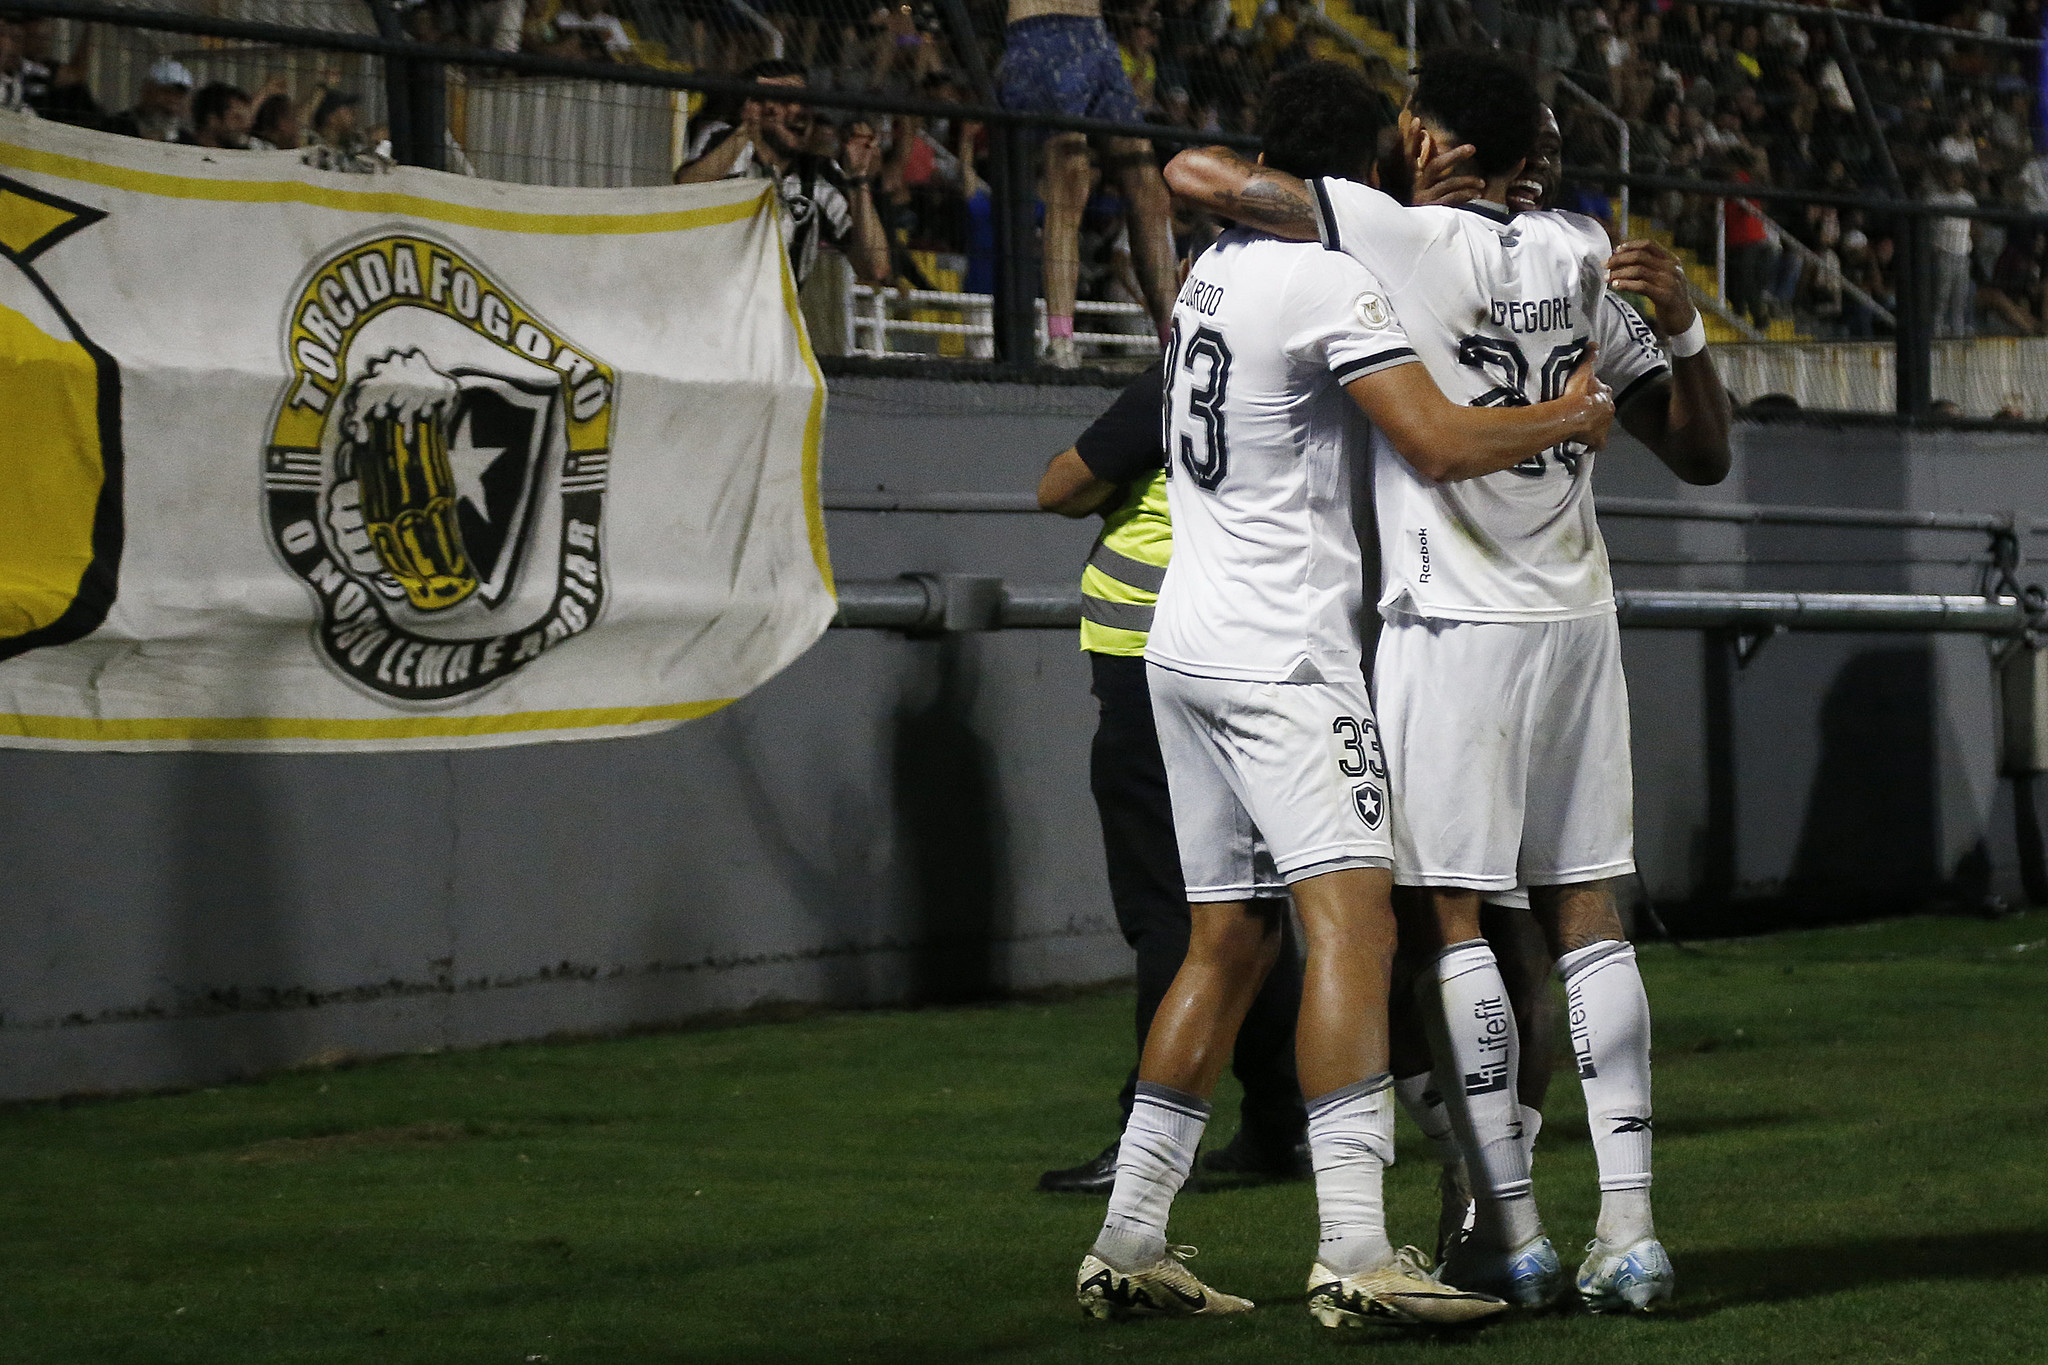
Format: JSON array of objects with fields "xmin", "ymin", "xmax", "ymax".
[{"xmin": 847, "ymin": 284, "xmax": 1159, "ymax": 361}]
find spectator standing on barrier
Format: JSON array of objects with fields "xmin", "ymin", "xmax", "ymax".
[
  {"xmin": 180, "ymin": 82, "xmax": 254, "ymax": 150},
  {"xmin": 105, "ymin": 58, "xmax": 192, "ymax": 142},
  {"xmin": 995, "ymin": 0, "xmax": 1178, "ymax": 366},
  {"xmin": 1032, "ymin": 363, "xmax": 1310, "ymax": 1194},
  {"xmin": 676, "ymin": 59, "xmax": 891, "ymax": 288},
  {"xmin": 1927, "ymin": 163, "xmax": 1979, "ymax": 338}
]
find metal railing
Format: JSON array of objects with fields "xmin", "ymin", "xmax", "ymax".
[
  {"xmin": 847, "ymin": 287, "xmax": 1156, "ymax": 361},
  {"xmin": 827, "ymin": 576, "xmax": 2034, "ymax": 637}
]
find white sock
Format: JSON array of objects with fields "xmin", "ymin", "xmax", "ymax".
[
  {"xmin": 1559, "ymin": 940, "xmax": 1656, "ymax": 1248},
  {"xmin": 1307, "ymin": 1074, "xmax": 1396, "ymax": 1276},
  {"xmin": 1520, "ymin": 1103, "xmax": 1543, "ymax": 1169},
  {"xmin": 1394, "ymin": 1071, "xmax": 1463, "ymax": 1169},
  {"xmin": 1093, "ymin": 1082, "xmax": 1208, "ymax": 1270},
  {"xmin": 1429, "ymin": 940, "xmax": 1541, "ymax": 1250}
]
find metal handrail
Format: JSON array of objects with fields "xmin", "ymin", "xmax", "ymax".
[
  {"xmin": 829, "ymin": 577, "xmax": 2034, "ymax": 634},
  {"xmin": 823, "ymin": 490, "xmax": 2048, "ymax": 534}
]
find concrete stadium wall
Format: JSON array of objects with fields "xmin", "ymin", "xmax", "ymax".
[{"xmin": 3, "ymin": 375, "xmax": 2044, "ymax": 1100}]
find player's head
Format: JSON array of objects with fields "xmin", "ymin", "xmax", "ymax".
[
  {"xmin": 1507, "ymin": 104, "xmax": 1561, "ymax": 214},
  {"xmin": 1406, "ymin": 47, "xmax": 1541, "ymax": 183},
  {"xmin": 1255, "ymin": 61, "xmax": 1387, "ymax": 184}
]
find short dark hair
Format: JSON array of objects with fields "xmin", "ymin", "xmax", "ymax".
[
  {"xmin": 251, "ymin": 92, "xmax": 293, "ymax": 141},
  {"xmin": 1410, "ymin": 47, "xmax": 1540, "ymax": 179},
  {"xmin": 740, "ymin": 58, "xmax": 808, "ymax": 85},
  {"xmin": 192, "ymin": 81, "xmax": 250, "ymax": 131},
  {"xmin": 1256, "ymin": 61, "xmax": 1387, "ymax": 183}
]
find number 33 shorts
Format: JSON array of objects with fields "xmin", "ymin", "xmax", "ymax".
[{"xmin": 1147, "ymin": 662, "xmax": 1395, "ymax": 901}]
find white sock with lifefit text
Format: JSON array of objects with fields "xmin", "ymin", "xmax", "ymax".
[
  {"xmin": 1429, "ymin": 939, "xmax": 1541, "ymax": 1250},
  {"xmin": 1092, "ymin": 1082, "xmax": 1209, "ymax": 1271},
  {"xmin": 1559, "ymin": 939, "xmax": 1657, "ymax": 1248},
  {"xmin": 1307, "ymin": 1074, "xmax": 1397, "ymax": 1276}
]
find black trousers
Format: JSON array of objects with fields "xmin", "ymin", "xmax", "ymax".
[{"xmin": 1089, "ymin": 652, "xmax": 1307, "ymax": 1143}]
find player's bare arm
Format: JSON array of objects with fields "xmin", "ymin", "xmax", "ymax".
[
  {"xmin": 1350, "ymin": 349, "xmax": 1614, "ymax": 483},
  {"xmin": 1037, "ymin": 447, "xmax": 1117, "ymax": 516},
  {"xmin": 1605, "ymin": 240, "xmax": 1732, "ymax": 485},
  {"xmin": 1166, "ymin": 130, "xmax": 1483, "ymax": 237},
  {"xmin": 1163, "ymin": 147, "xmax": 1319, "ymax": 240}
]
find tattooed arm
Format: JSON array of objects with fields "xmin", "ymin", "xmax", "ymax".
[{"xmin": 1162, "ymin": 146, "xmax": 1320, "ymax": 240}]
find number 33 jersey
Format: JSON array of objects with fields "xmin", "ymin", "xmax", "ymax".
[
  {"xmin": 1146, "ymin": 228, "xmax": 1419, "ymax": 685},
  {"xmin": 1310, "ymin": 180, "xmax": 1667, "ymax": 622}
]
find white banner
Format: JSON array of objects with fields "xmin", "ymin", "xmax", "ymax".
[{"xmin": 0, "ymin": 114, "xmax": 835, "ymax": 751}]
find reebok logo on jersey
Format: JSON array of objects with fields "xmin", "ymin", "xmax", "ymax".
[
  {"xmin": 1355, "ymin": 292, "xmax": 1391, "ymax": 328},
  {"xmin": 1416, "ymin": 528, "xmax": 1431, "ymax": 582}
]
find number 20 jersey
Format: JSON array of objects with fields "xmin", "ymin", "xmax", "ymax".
[
  {"xmin": 1311, "ymin": 181, "xmax": 1666, "ymax": 622},
  {"xmin": 1146, "ymin": 229, "xmax": 1419, "ymax": 685}
]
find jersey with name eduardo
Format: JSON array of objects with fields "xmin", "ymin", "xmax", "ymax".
[
  {"xmin": 1147, "ymin": 228, "xmax": 1417, "ymax": 685},
  {"xmin": 1312, "ymin": 181, "xmax": 1653, "ymax": 622}
]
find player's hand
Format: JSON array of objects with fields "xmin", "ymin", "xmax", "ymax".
[
  {"xmin": 1563, "ymin": 344, "xmax": 1615, "ymax": 449},
  {"xmin": 1410, "ymin": 136, "xmax": 1483, "ymax": 207},
  {"xmin": 841, "ymin": 120, "xmax": 881, "ymax": 180},
  {"xmin": 1606, "ymin": 239, "xmax": 1697, "ymax": 336}
]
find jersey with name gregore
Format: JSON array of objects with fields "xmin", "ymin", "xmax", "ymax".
[{"xmin": 1312, "ymin": 180, "xmax": 1654, "ymax": 622}]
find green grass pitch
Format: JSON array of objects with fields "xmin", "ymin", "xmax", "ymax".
[{"xmin": 3, "ymin": 913, "xmax": 2046, "ymax": 1363}]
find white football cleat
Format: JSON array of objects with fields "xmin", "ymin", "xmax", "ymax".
[
  {"xmin": 1306, "ymin": 1246, "xmax": 1511, "ymax": 1328},
  {"xmin": 1076, "ymin": 1245, "xmax": 1253, "ymax": 1320},
  {"xmin": 1576, "ymin": 1237, "xmax": 1675, "ymax": 1313},
  {"xmin": 1440, "ymin": 1232, "xmax": 1566, "ymax": 1309}
]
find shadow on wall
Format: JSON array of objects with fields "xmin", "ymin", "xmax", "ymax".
[
  {"xmin": 168, "ymin": 752, "xmax": 295, "ymax": 1079},
  {"xmin": 1784, "ymin": 647, "xmax": 1941, "ymax": 919},
  {"xmin": 893, "ymin": 635, "xmax": 1009, "ymax": 1005}
]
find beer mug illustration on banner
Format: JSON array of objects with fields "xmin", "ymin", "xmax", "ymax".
[{"xmin": 338, "ymin": 349, "xmax": 476, "ymax": 611}]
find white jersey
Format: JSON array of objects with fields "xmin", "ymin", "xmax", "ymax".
[
  {"xmin": 1312, "ymin": 180, "xmax": 1663, "ymax": 621},
  {"xmin": 1146, "ymin": 229, "xmax": 1418, "ymax": 684}
]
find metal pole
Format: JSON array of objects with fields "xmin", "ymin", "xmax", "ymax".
[
  {"xmin": 1715, "ymin": 197, "xmax": 1727, "ymax": 305},
  {"xmin": 1701, "ymin": 630, "xmax": 1737, "ymax": 910},
  {"xmin": 370, "ymin": 0, "xmax": 442, "ymax": 170},
  {"xmin": 1405, "ymin": 0, "xmax": 1417, "ymax": 61},
  {"xmin": 1618, "ymin": 121, "xmax": 1630, "ymax": 235},
  {"xmin": 1829, "ymin": 12, "xmax": 1906, "ymax": 199},
  {"xmin": 1895, "ymin": 211, "xmax": 1934, "ymax": 417},
  {"xmin": 988, "ymin": 123, "xmax": 1039, "ymax": 364}
]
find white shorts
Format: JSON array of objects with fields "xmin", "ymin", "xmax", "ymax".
[
  {"xmin": 1147, "ymin": 662, "xmax": 1394, "ymax": 901},
  {"xmin": 1374, "ymin": 612, "xmax": 1635, "ymax": 892}
]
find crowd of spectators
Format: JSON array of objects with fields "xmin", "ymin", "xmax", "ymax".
[
  {"xmin": 8, "ymin": 1, "xmax": 2048, "ymax": 343},
  {"xmin": 0, "ymin": 16, "xmax": 395, "ymax": 170},
  {"xmin": 1494, "ymin": 0, "xmax": 2048, "ymax": 339}
]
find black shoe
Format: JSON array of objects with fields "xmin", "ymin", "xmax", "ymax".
[
  {"xmin": 1198, "ymin": 1129, "xmax": 1311, "ymax": 1185},
  {"xmin": 1037, "ymin": 1140, "xmax": 1119, "ymax": 1194}
]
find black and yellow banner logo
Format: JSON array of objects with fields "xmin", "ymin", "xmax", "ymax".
[
  {"xmin": 265, "ymin": 230, "xmax": 615, "ymax": 704},
  {"xmin": 0, "ymin": 177, "xmax": 122, "ymax": 662}
]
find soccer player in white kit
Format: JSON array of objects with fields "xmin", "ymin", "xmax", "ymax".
[
  {"xmin": 1075, "ymin": 61, "xmax": 1615, "ymax": 1330},
  {"xmin": 1163, "ymin": 48, "xmax": 1687, "ymax": 1312}
]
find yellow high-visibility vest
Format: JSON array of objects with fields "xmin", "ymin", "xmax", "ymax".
[{"xmin": 1080, "ymin": 469, "xmax": 1170, "ymax": 656}]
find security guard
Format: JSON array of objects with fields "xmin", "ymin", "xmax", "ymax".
[{"xmin": 1034, "ymin": 364, "xmax": 1308, "ymax": 1192}]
